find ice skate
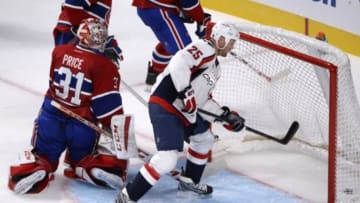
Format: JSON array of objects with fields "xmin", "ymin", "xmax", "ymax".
[
  {"xmin": 115, "ymin": 188, "xmax": 135, "ymax": 203},
  {"xmin": 144, "ymin": 61, "xmax": 159, "ymax": 92},
  {"xmin": 178, "ymin": 173, "xmax": 213, "ymax": 195}
]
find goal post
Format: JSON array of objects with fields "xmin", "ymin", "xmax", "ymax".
[{"xmin": 212, "ymin": 22, "xmax": 360, "ymax": 202}]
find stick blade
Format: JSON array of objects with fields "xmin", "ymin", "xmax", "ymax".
[
  {"xmin": 281, "ymin": 121, "xmax": 299, "ymax": 144},
  {"xmin": 271, "ymin": 68, "xmax": 291, "ymax": 82}
]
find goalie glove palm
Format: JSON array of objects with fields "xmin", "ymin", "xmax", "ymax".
[
  {"xmin": 179, "ymin": 86, "xmax": 197, "ymax": 114},
  {"xmin": 220, "ymin": 106, "xmax": 245, "ymax": 132}
]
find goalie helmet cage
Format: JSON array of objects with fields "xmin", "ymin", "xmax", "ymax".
[{"xmin": 212, "ymin": 22, "xmax": 360, "ymax": 203}]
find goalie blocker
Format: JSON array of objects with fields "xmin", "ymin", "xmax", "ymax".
[{"xmin": 8, "ymin": 114, "xmax": 137, "ymax": 194}]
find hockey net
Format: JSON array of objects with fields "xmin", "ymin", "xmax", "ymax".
[{"xmin": 211, "ymin": 22, "xmax": 360, "ymax": 202}]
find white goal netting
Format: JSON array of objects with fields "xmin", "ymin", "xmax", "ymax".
[{"xmin": 212, "ymin": 22, "xmax": 360, "ymax": 202}]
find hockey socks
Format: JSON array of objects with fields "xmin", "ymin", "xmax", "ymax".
[
  {"xmin": 184, "ymin": 160, "xmax": 206, "ymax": 184},
  {"xmin": 125, "ymin": 173, "xmax": 153, "ymax": 201}
]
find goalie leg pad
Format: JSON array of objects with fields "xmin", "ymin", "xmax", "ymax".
[
  {"xmin": 90, "ymin": 168, "xmax": 122, "ymax": 189},
  {"xmin": 8, "ymin": 151, "xmax": 55, "ymax": 194},
  {"xmin": 69, "ymin": 153, "xmax": 128, "ymax": 189},
  {"xmin": 111, "ymin": 114, "xmax": 138, "ymax": 159},
  {"xmin": 12, "ymin": 170, "xmax": 46, "ymax": 195}
]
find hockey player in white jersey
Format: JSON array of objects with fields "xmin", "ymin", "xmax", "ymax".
[{"xmin": 116, "ymin": 21, "xmax": 245, "ymax": 202}]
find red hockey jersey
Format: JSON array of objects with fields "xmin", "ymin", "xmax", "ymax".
[
  {"xmin": 56, "ymin": 0, "xmax": 112, "ymax": 29},
  {"xmin": 46, "ymin": 44, "xmax": 123, "ymax": 127}
]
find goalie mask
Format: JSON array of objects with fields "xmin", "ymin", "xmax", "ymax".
[
  {"xmin": 211, "ymin": 22, "xmax": 239, "ymax": 49},
  {"xmin": 77, "ymin": 18, "xmax": 108, "ymax": 51}
]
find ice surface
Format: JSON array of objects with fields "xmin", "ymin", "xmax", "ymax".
[{"xmin": 0, "ymin": 0, "xmax": 359, "ymax": 202}]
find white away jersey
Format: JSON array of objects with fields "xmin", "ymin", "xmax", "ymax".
[{"xmin": 149, "ymin": 39, "xmax": 224, "ymax": 125}]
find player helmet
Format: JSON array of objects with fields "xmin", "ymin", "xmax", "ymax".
[
  {"xmin": 77, "ymin": 18, "xmax": 108, "ymax": 51},
  {"xmin": 211, "ymin": 22, "xmax": 239, "ymax": 48}
]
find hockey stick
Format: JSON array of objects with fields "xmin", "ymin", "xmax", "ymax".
[
  {"xmin": 121, "ymin": 80, "xmax": 297, "ymax": 144},
  {"xmin": 50, "ymin": 100, "xmax": 111, "ymax": 137},
  {"xmin": 229, "ymin": 51, "xmax": 291, "ymax": 82},
  {"xmin": 50, "ymin": 100, "xmax": 181, "ymax": 180},
  {"xmin": 121, "ymin": 80, "xmax": 299, "ymax": 144},
  {"xmin": 122, "ymin": 81, "xmax": 299, "ymax": 145},
  {"xmin": 198, "ymin": 108, "xmax": 299, "ymax": 145},
  {"xmin": 121, "ymin": 80, "xmax": 148, "ymax": 106}
]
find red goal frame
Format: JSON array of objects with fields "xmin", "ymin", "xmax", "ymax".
[{"xmin": 238, "ymin": 32, "xmax": 338, "ymax": 203}]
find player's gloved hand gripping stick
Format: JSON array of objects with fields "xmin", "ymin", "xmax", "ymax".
[{"xmin": 198, "ymin": 108, "xmax": 299, "ymax": 145}]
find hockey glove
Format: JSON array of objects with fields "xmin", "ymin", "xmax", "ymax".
[
  {"xmin": 195, "ymin": 13, "xmax": 211, "ymax": 39},
  {"xmin": 219, "ymin": 106, "xmax": 245, "ymax": 132},
  {"xmin": 104, "ymin": 36, "xmax": 124, "ymax": 68},
  {"xmin": 179, "ymin": 10, "xmax": 194, "ymax": 23},
  {"xmin": 179, "ymin": 86, "xmax": 197, "ymax": 114}
]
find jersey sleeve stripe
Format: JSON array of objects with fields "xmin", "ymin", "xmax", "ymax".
[
  {"xmin": 91, "ymin": 90, "xmax": 119, "ymax": 100},
  {"xmin": 63, "ymin": 3, "xmax": 84, "ymax": 10},
  {"xmin": 84, "ymin": 2, "xmax": 110, "ymax": 22},
  {"xmin": 91, "ymin": 91, "xmax": 123, "ymax": 119},
  {"xmin": 95, "ymin": 105, "xmax": 123, "ymax": 119}
]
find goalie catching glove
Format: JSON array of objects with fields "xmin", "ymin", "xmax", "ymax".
[
  {"xmin": 218, "ymin": 106, "xmax": 245, "ymax": 132},
  {"xmin": 179, "ymin": 10, "xmax": 194, "ymax": 23}
]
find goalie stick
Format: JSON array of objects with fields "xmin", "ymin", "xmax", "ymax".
[
  {"xmin": 198, "ymin": 108, "xmax": 299, "ymax": 145},
  {"xmin": 121, "ymin": 80, "xmax": 148, "ymax": 106},
  {"xmin": 229, "ymin": 51, "xmax": 291, "ymax": 82},
  {"xmin": 50, "ymin": 100, "xmax": 181, "ymax": 180}
]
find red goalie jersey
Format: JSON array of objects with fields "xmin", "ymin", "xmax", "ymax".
[{"xmin": 46, "ymin": 44, "xmax": 123, "ymax": 127}]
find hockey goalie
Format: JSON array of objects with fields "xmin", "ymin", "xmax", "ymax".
[{"xmin": 8, "ymin": 18, "xmax": 137, "ymax": 194}]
